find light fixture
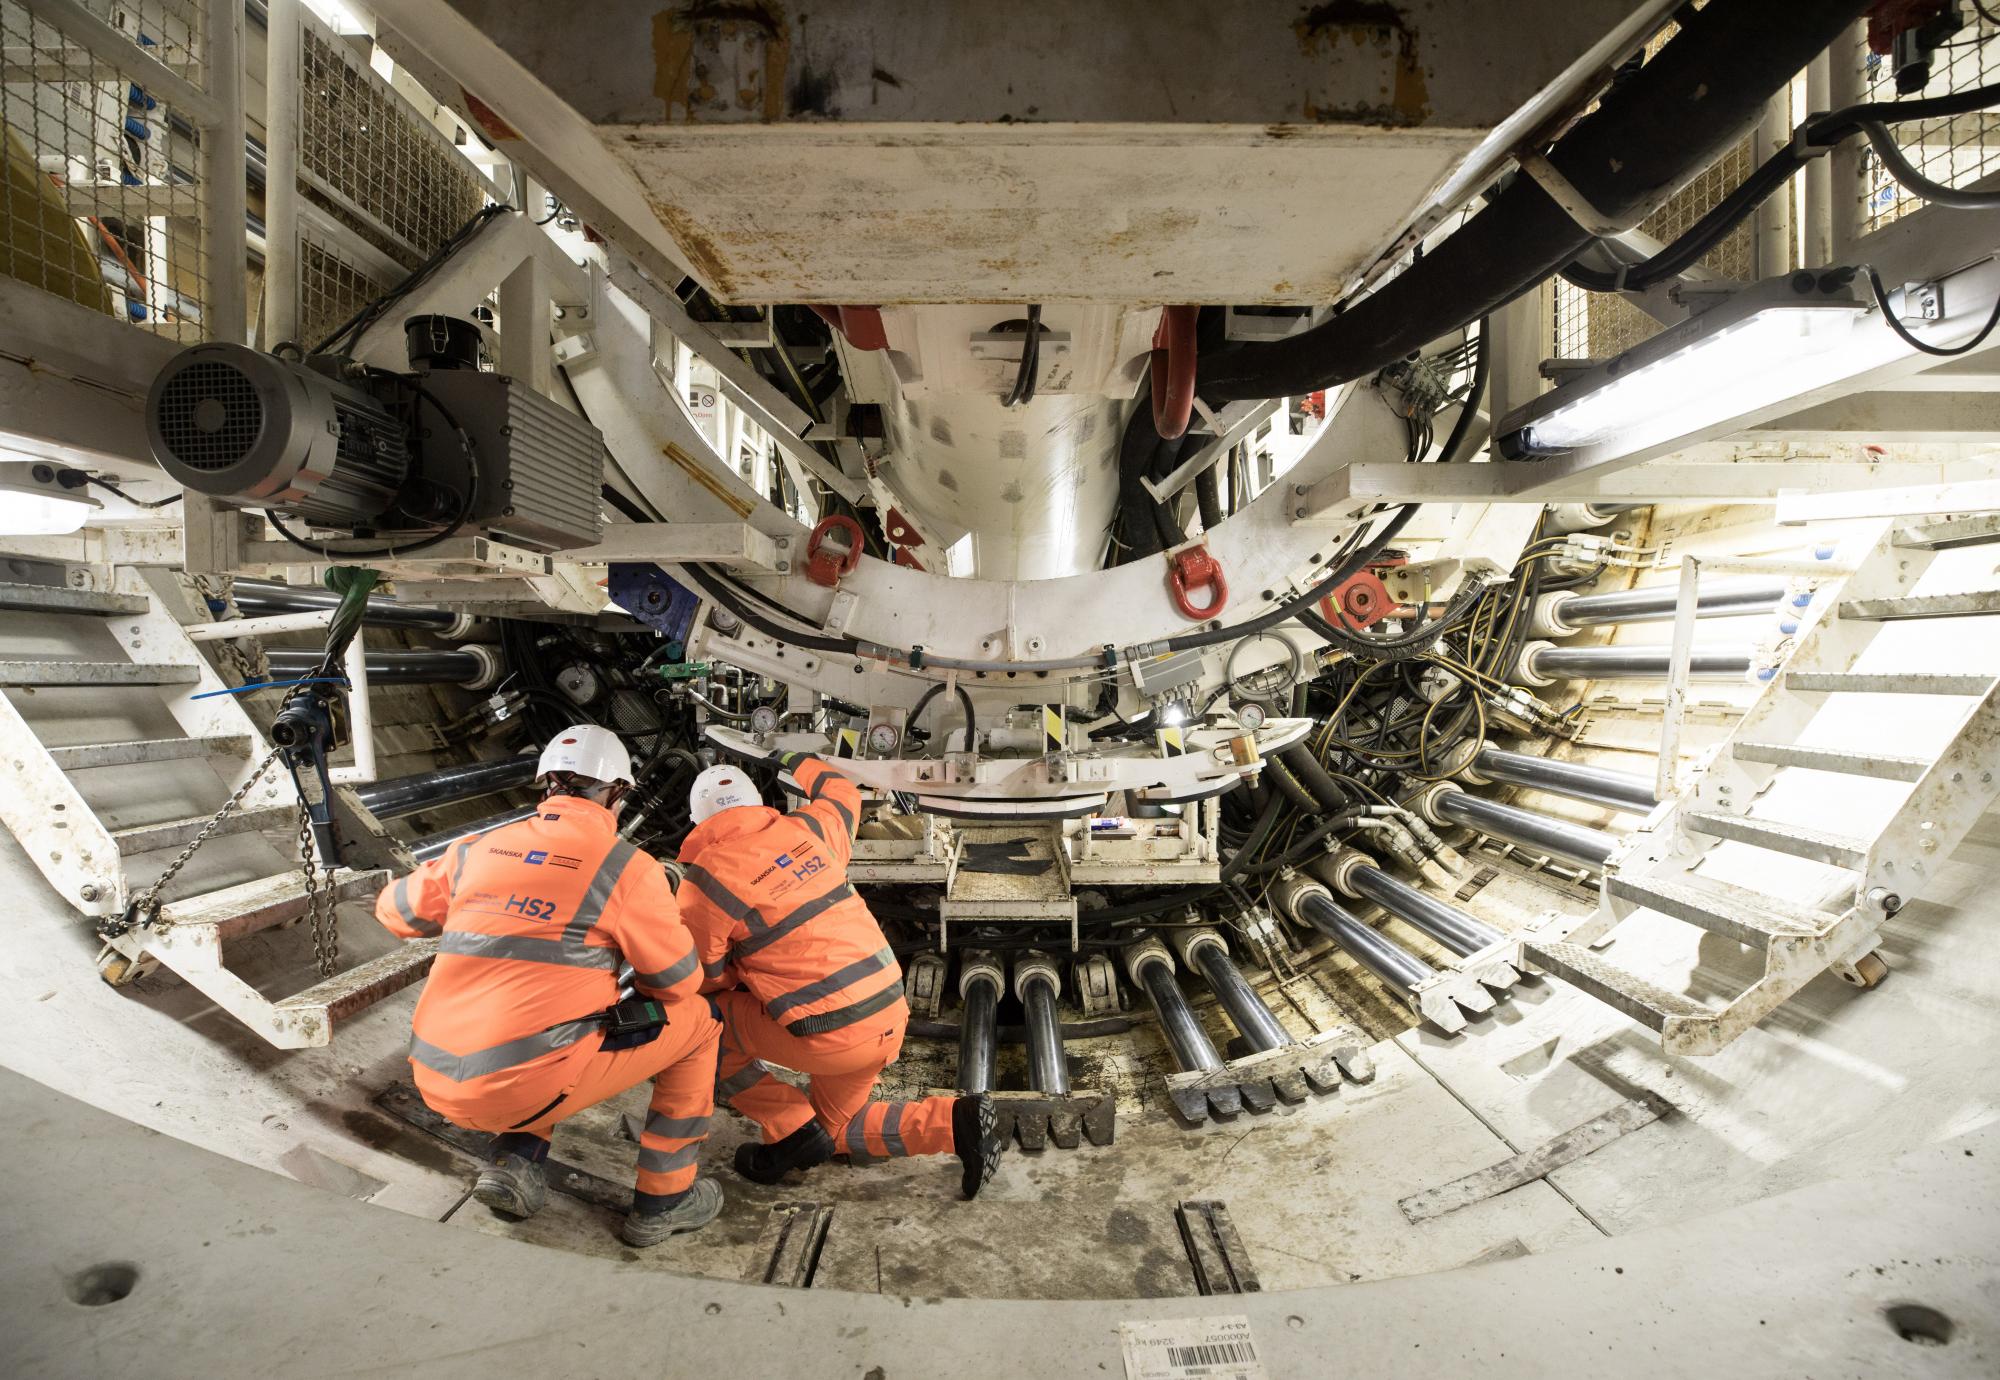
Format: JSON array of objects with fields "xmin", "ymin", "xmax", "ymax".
[
  {"xmin": 1497, "ymin": 274, "xmax": 1873, "ymax": 460},
  {"xmin": 1158, "ymin": 700, "xmax": 1188, "ymax": 727},
  {"xmin": 0, "ymin": 460, "xmax": 100, "ymax": 536}
]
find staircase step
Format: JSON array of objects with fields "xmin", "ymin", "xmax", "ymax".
[
  {"xmin": 1607, "ymin": 872, "xmax": 1831, "ymax": 948},
  {"xmin": 113, "ymin": 804, "xmax": 295, "ymax": 856},
  {"xmin": 1524, "ymin": 941, "xmax": 1712, "ymax": 1032},
  {"xmin": 156, "ymin": 868, "xmax": 388, "ymax": 943},
  {"xmin": 0, "ymin": 660, "xmax": 200, "ymax": 687},
  {"xmin": 1894, "ymin": 514, "xmax": 2000, "ymax": 550},
  {"xmin": 1785, "ymin": 671, "xmax": 1991, "ymax": 695},
  {"xmin": 1682, "ymin": 812, "xmax": 1867, "ymax": 868},
  {"xmin": 48, "ymin": 736, "xmax": 254, "ymax": 770},
  {"xmin": 1840, "ymin": 591, "xmax": 2000, "ymax": 621},
  {"xmin": 0, "ymin": 582, "xmax": 148, "ymax": 616},
  {"xmin": 1732, "ymin": 741, "xmax": 1931, "ymax": 782},
  {"xmin": 275, "ymin": 940, "xmax": 437, "ymax": 1026}
]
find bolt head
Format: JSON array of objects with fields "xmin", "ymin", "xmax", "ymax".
[{"xmin": 79, "ymin": 884, "xmax": 99, "ymax": 902}]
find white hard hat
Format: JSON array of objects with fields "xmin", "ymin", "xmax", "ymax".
[
  {"xmin": 536, "ymin": 724, "xmax": 634, "ymax": 785},
  {"xmin": 690, "ymin": 764, "xmax": 761, "ymax": 824}
]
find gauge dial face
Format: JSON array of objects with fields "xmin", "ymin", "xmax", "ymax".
[
  {"xmin": 749, "ymin": 705, "xmax": 779, "ymax": 736},
  {"xmin": 867, "ymin": 722, "xmax": 901, "ymax": 755},
  {"xmin": 1236, "ymin": 701, "xmax": 1268, "ymax": 730}
]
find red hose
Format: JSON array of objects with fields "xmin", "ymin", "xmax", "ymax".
[{"xmin": 1150, "ymin": 305, "xmax": 1199, "ymax": 440}]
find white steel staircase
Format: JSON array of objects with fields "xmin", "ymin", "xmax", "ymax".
[
  {"xmin": 1522, "ymin": 518, "xmax": 2000, "ymax": 1056},
  {"xmin": 0, "ymin": 564, "xmax": 431, "ymax": 1048}
]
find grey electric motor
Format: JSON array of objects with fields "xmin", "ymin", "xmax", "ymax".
[{"xmin": 145, "ymin": 329, "xmax": 604, "ymax": 552}]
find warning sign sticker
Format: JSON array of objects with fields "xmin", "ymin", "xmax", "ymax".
[{"xmin": 1119, "ymin": 1314, "xmax": 1266, "ymax": 1380}]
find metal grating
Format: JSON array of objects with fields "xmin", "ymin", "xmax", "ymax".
[
  {"xmin": 153, "ymin": 355, "xmax": 260, "ymax": 468},
  {"xmin": 296, "ymin": 230, "xmax": 386, "ymax": 352},
  {"xmin": 1, "ymin": 0, "xmax": 211, "ymax": 335},
  {"xmin": 1860, "ymin": 13, "xmax": 2000, "ymax": 232},
  {"xmin": 296, "ymin": 16, "xmax": 485, "ymax": 271}
]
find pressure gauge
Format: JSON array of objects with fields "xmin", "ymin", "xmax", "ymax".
[
  {"xmin": 867, "ymin": 722, "xmax": 901, "ymax": 756},
  {"xmin": 1236, "ymin": 701, "xmax": 1267, "ymax": 731},
  {"xmin": 749, "ymin": 705, "xmax": 779, "ymax": 737}
]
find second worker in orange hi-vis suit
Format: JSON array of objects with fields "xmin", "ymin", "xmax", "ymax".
[
  {"xmin": 374, "ymin": 725, "xmax": 725, "ymax": 1247},
  {"xmin": 678, "ymin": 752, "xmax": 1006, "ymax": 1197}
]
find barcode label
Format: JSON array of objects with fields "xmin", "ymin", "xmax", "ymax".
[
  {"xmin": 1167, "ymin": 1341, "xmax": 1258, "ymax": 1367},
  {"xmin": 1120, "ymin": 1315, "xmax": 1266, "ymax": 1379}
]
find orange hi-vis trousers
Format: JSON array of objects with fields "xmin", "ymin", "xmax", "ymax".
[
  {"xmin": 453, "ymin": 1013, "xmax": 720, "ymax": 1198},
  {"xmin": 712, "ymin": 989, "xmax": 957, "ymax": 1159}
]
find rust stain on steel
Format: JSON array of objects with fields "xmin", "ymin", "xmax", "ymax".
[
  {"xmin": 1293, "ymin": 0, "xmax": 1431, "ymax": 127},
  {"xmin": 459, "ymin": 88, "xmax": 521, "ymax": 142},
  {"xmin": 653, "ymin": 2, "xmax": 792, "ymax": 124},
  {"xmin": 644, "ymin": 192, "xmax": 737, "ymax": 297}
]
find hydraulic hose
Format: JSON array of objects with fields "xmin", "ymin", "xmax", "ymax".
[
  {"xmin": 1262, "ymin": 754, "xmax": 1320, "ymax": 814},
  {"xmin": 1195, "ymin": 0, "xmax": 1871, "ymax": 403},
  {"xmin": 1279, "ymin": 743, "xmax": 1349, "ymax": 812}
]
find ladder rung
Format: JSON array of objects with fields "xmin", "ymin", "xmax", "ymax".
[
  {"xmin": 275, "ymin": 940, "xmax": 437, "ymax": 1026},
  {"xmin": 0, "ymin": 660, "xmax": 199, "ymax": 687},
  {"xmin": 1607, "ymin": 872, "xmax": 1830, "ymax": 948},
  {"xmin": 1682, "ymin": 812, "xmax": 1867, "ymax": 868},
  {"xmin": 1785, "ymin": 671, "xmax": 1991, "ymax": 695},
  {"xmin": 47, "ymin": 736, "xmax": 253, "ymax": 770},
  {"xmin": 113, "ymin": 805, "xmax": 294, "ymax": 856},
  {"xmin": 1840, "ymin": 591, "xmax": 2000, "ymax": 621},
  {"xmin": 1524, "ymin": 941, "xmax": 1712, "ymax": 1031},
  {"xmin": 0, "ymin": 582, "xmax": 148, "ymax": 615},
  {"xmin": 1732, "ymin": 741, "xmax": 1930, "ymax": 782},
  {"xmin": 156, "ymin": 868, "xmax": 388, "ymax": 943}
]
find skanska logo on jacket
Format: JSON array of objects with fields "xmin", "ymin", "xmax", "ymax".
[{"xmin": 525, "ymin": 850, "xmax": 548, "ymax": 865}]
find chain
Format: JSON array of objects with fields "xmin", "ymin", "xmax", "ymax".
[
  {"xmin": 117, "ymin": 746, "xmax": 287, "ymax": 937},
  {"xmin": 296, "ymin": 798, "xmax": 339, "ymax": 978}
]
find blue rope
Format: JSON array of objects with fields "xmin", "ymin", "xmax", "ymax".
[{"xmin": 192, "ymin": 676, "xmax": 350, "ymax": 700}]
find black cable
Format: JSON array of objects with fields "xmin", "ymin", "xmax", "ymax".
[
  {"xmin": 1003, "ymin": 306, "xmax": 1043, "ymax": 407},
  {"xmin": 308, "ymin": 203, "xmax": 511, "ymax": 356},
  {"xmin": 1865, "ymin": 264, "xmax": 2000, "ymax": 357},
  {"xmin": 80, "ymin": 474, "xmax": 181, "ymax": 508},
  {"xmin": 262, "ymin": 378, "xmax": 481, "ymax": 559},
  {"xmin": 533, "ymin": 197, "xmax": 565, "ymax": 226}
]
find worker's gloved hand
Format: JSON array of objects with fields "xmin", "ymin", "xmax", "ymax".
[{"xmin": 773, "ymin": 749, "xmax": 816, "ymax": 773}]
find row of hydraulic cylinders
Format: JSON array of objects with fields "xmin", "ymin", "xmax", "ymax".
[{"xmin": 1511, "ymin": 577, "xmax": 1807, "ymax": 687}]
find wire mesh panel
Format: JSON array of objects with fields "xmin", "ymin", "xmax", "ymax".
[
  {"xmin": 1, "ymin": 0, "xmax": 211, "ymax": 336},
  {"xmin": 1860, "ymin": 13, "xmax": 2000, "ymax": 232},
  {"xmin": 295, "ymin": 229, "xmax": 386, "ymax": 353},
  {"xmin": 295, "ymin": 14, "xmax": 485, "ymax": 272}
]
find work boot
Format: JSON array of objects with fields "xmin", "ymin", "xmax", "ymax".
[
  {"xmin": 472, "ymin": 1152, "xmax": 548, "ymax": 1220},
  {"xmin": 621, "ymin": 1177, "xmax": 724, "ymax": 1246},
  {"xmin": 953, "ymin": 1093, "xmax": 1004, "ymax": 1200},
  {"xmin": 733, "ymin": 1120, "xmax": 835, "ymax": 1184}
]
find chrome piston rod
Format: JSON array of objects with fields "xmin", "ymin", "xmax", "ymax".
[
  {"xmin": 229, "ymin": 578, "xmax": 465, "ymax": 632},
  {"xmin": 266, "ymin": 647, "xmax": 498, "ymax": 688},
  {"xmin": 956, "ymin": 967, "xmax": 1001, "ymax": 1095},
  {"xmin": 1339, "ymin": 861, "xmax": 1503, "ymax": 958},
  {"xmin": 1128, "ymin": 949, "xmax": 1223, "ymax": 1073},
  {"xmin": 1292, "ymin": 888, "xmax": 1435, "ymax": 999},
  {"xmin": 1018, "ymin": 965, "xmax": 1071, "ymax": 1094},
  {"xmin": 1551, "ymin": 580, "xmax": 1787, "ymax": 629},
  {"xmin": 1521, "ymin": 642, "xmax": 1754, "ymax": 683},
  {"xmin": 1429, "ymin": 787, "xmax": 1618, "ymax": 869},
  {"xmin": 1184, "ymin": 937, "xmax": 1292, "ymax": 1052},
  {"xmin": 355, "ymin": 756, "xmax": 539, "ymax": 820},
  {"xmin": 409, "ymin": 805, "xmax": 537, "ymax": 861},
  {"xmin": 1472, "ymin": 744, "xmax": 1658, "ymax": 813}
]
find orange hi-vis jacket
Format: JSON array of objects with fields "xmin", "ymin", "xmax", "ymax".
[
  {"xmin": 676, "ymin": 757, "xmax": 904, "ymax": 1039},
  {"xmin": 374, "ymin": 795, "xmax": 704, "ymax": 1122}
]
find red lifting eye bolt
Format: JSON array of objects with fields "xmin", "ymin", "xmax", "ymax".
[
  {"xmin": 1168, "ymin": 544, "xmax": 1228, "ymax": 621},
  {"xmin": 803, "ymin": 514, "xmax": 865, "ymax": 588}
]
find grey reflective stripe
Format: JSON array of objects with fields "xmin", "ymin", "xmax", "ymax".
[
  {"xmin": 682, "ymin": 862, "xmax": 761, "ymax": 928},
  {"xmin": 437, "ymin": 930, "xmax": 619, "ymax": 969},
  {"xmin": 638, "ymin": 1142, "xmax": 703, "ymax": 1174},
  {"xmin": 702, "ymin": 954, "xmax": 732, "ymax": 979},
  {"xmin": 844, "ymin": 1113, "xmax": 871, "ymax": 1156},
  {"xmin": 766, "ymin": 947, "xmax": 897, "ymax": 1019},
  {"xmin": 408, "ymin": 1019, "xmax": 598, "ymax": 1082},
  {"xmin": 393, "ymin": 878, "xmax": 441, "ymax": 936},
  {"xmin": 404, "ymin": 917, "xmax": 443, "ymax": 937},
  {"xmin": 785, "ymin": 980, "xmax": 905, "ymax": 1036},
  {"xmin": 732, "ymin": 883, "xmax": 857, "ymax": 960},
  {"xmin": 631, "ymin": 949, "xmax": 698, "ymax": 989},
  {"xmin": 718, "ymin": 1061, "xmax": 775, "ymax": 1099},
  {"xmin": 822, "ymin": 795, "xmax": 857, "ymax": 835},
  {"xmin": 645, "ymin": 1112, "xmax": 710, "ymax": 1140},
  {"xmin": 795, "ymin": 811, "xmax": 827, "ymax": 844},
  {"xmin": 450, "ymin": 839, "xmax": 474, "ymax": 890},
  {"xmin": 880, "ymin": 1102, "xmax": 907, "ymax": 1157},
  {"xmin": 562, "ymin": 840, "xmax": 638, "ymax": 950}
]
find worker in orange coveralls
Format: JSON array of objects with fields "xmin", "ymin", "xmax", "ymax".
[
  {"xmin": 677, "ymin": 751, "xmax": 1005, "ymax": 1197},
  {"xmin": 374, "ymin": 725, "xmax": 723, "ymax": 1246}
]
